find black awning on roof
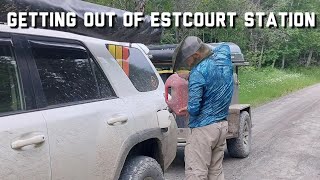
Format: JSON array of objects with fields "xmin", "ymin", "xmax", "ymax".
[
  {"xmin": 148, "ymin": 43, "xmax": 249, "ymax": 69},
  {"xmin": 0, "ymin": 0, "xmax": 163, "ymax": 44}
]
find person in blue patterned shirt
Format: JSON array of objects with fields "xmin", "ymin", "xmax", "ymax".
[{"xmin": 173, "ymin": 36, "xmax": 233, "ymax": 180}]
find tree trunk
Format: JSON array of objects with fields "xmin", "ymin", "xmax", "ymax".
[
  {"xmin": 272, "ymin": 59, "xmax": 276, "ymax": 68},
  {"xmin": 134, "ymin": 0, "xmax": 146, "ymax": 13},
  {"xmin": 203, "ymin": 30, "xmax": 205, "ymax": 42},
  {"xmin": 258, "ymin": 43, "xmax": 264, "ymax": 68},
  {"xmin": 281, "ymin": 54, "xmax": 285, "ymax": 69},
  {"xmin": 300, "ymin": 52, "xmax": 307, "ymax": 65},
  {"xmin": 254, "ymin": 41, "xmax": 258, "ymax": 52},
  {"xmin": 249, "ymin": 29, "xmax": 254, "ymax": 51},
  {"xmin": 306, "ymin": 49, "xmax": 314, "ymax": 67},
  {"xmin": 272, "ymin": 54, "xmax": 278, "ymax": 68}
]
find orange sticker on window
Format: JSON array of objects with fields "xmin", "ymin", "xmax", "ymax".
[
  {"xmin": 116, "ymin": 45, "xmax": 123, "ymax": 67},
  {"xmin": 107, "ymin": 44, "xmax": 130, "ymax": 76},
  {"xmin": 122, "ymin": 47, "xmax": 130, "ymax": 76}
]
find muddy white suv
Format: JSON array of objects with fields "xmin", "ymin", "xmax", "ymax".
[{"xmin": 0, "ymin": 24, "xmax": 177, "ymax": 180}]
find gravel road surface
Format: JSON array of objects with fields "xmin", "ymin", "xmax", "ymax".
[{"xmin": 165, "ymin": 84, "xmax": 320, "ymax": 180}]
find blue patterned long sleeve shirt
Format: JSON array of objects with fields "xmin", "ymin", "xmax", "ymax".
[{"xmin": 187, "ymin": 44, "xmax": 234, "ymax": 128}]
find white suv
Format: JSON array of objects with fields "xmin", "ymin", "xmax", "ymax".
[{"xmin": 0, "ymin": 24, "xmax": 177, "ymax": 180}]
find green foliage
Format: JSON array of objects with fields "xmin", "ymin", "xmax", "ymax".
[
  {"xmin": 239, "ymin": 67, "xmax": 320, "ymax": 106},
  {"xmin": 86, "ymin": 0, "xmax": 320, "ymax": 68},
  {"xmin": 86, "ymin": 0, "xmax": 135, "ymax": 11}
]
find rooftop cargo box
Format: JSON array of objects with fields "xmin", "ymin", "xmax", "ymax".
[{"xmin": 148, "ymin": 42, "xmax": 249, "ymax": 70}]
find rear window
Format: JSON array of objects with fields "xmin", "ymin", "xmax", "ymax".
[{"xmin": 107, "ymin": 45, "xmax": 159, "ymax": 92}]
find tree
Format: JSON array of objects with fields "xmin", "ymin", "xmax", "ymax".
[
  {"xmin": 134, "ymin": 0, "xmax": 146, "ymax": 13},
  {"xmin": 86, "ymin": 0, "xmax": 320, "ymax": 68}
]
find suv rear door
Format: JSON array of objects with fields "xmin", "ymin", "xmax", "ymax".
[
  {"xmin": 107, "ymin": 43, "xmax": 177, "ymax": 169},
  {"xmin": 0, "ymin": 33, "xmax": 51, "ymax": 179},
  {"xmin": 22, "ymin": 36, "xmax": 135, "ymax": 180}
]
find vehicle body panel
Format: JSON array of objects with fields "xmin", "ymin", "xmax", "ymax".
[
  {"xmin": 42, "ymin": 99, "xmax": 135, "ymax": 180},
  {"xmin": 0, "ymin": 25, "xmax": 177, "ymax": 179},
  {"xmin": 0, "ymin": 113, "xmax": 51, "ymax": 180}
]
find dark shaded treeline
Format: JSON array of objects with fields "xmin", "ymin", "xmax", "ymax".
[{"xmin": 87, "ymin": 0, "xmax": 320, "ymax": 68}]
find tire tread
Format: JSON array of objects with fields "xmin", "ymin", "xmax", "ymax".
[{"xmin": 227, "ymin": 111, "xmax": 251, "ymax": 158}]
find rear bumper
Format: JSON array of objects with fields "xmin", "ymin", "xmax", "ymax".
[{"xmin": 176, "ymin": 104, "xmax": 252, "ymax": 144}]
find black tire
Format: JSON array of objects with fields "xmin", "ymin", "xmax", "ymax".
[
  {"xmin": 227, "ymin": 111, "xmax": 252, "ymax": 158},
  {"xmin": 119, "ymin": 156, "xmax": 164, "ymax": 180}
]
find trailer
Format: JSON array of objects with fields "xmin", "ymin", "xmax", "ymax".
[{"xmin": 148, "ymin": 43, "xmax": 252, "ymax": 158}]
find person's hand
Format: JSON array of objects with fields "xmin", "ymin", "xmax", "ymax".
[{"xmin": 179, "ymin": 106, "xmax": 188, "ymax": 114}]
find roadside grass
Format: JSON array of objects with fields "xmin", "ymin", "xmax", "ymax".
[{"xmin": 238, "ymin": 67, "xmax": 320, "ymax": 107}]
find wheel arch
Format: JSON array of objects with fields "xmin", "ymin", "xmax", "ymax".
[
  {"xmin": 240, "ymin": 106, "xmax": 252, "ymax": 128},
  {"xmin": 227, "ymin": 104, "xmax": 252, "ymax": 139},
  {"xmin": 114, "ymin": 128, "xmax": 165, "ymax": 180},
  {"xmin": 227, "ymin": 105, "xmax": 252, "ymax": 158}
]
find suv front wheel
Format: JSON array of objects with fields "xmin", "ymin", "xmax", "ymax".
[{"xmin": 119, "ymin": 156, "xmax": 164, "ymax": 180}]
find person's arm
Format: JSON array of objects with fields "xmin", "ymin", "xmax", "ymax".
[{"xmin": 187, "ymin": 70, "xmax": 206, "ymax": 116}]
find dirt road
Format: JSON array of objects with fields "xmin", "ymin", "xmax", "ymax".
[{"xmin": 165, "ymin": 84, "xmax": 320, "ymax": 180}]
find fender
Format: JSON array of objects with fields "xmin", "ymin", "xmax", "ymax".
[
  {"xmin": 227, "ymin": 104, "xmax": 252, "ymax": 139},
  {"xmin": 113, "ymin": 128, "xmax": 165, "ymax": 180}
]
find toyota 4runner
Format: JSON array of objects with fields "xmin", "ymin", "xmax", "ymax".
[{"xmin": 0, "ymin": 24, "xmax": 177, "ymax": 180}]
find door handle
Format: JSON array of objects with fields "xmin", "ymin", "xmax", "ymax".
[
  {"xmin": 107, "ymin": 115, "xmax": 128, "ymax": 125},
  {"xmin": 11, "ymin": 135, "xmax": 45, "ymax": 149}
]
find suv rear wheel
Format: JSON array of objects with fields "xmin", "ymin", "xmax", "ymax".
[{"xmin": 119, "ymin": 156, "xmax": 164, "ymax": 180}]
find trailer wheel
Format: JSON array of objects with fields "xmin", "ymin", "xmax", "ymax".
[{"xmin": 227, "ymin": 111, "xmax": 251, "ymax": 158}]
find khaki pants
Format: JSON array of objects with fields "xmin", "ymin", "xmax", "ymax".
[{"xmin": 185, "ymin": 121, "xmax": 228, "ymax": 180}]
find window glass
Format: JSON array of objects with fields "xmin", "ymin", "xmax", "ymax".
[
  {"xmin": 31, "ymin": 42, "xmax": 115, "ymax": 106},
  {"xmin": 91, "ymin": 58, "xmax": 116, "ymax": 98},
  {"xmin": 0, "ymin": 44, "xmax": 23, "ymax": 113},
  {"xmin": 107, "ymin": 45, "xmax": 159, "ymax": 92}
]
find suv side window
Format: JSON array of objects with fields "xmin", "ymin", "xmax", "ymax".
[
  {"xmin": 91, "ymin": 58, "xmax": 116, "ymax": 98},
  {"xmin": 0, "ymin": 42, "xmax": 24, "ymax": 113},
  {"xmin": 107, "ymin": 45, "xmax": 159, "ymax": 92},
  {"xmin": 30, "ymin": 41, "xmax": 116, "ymax": 106}
]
